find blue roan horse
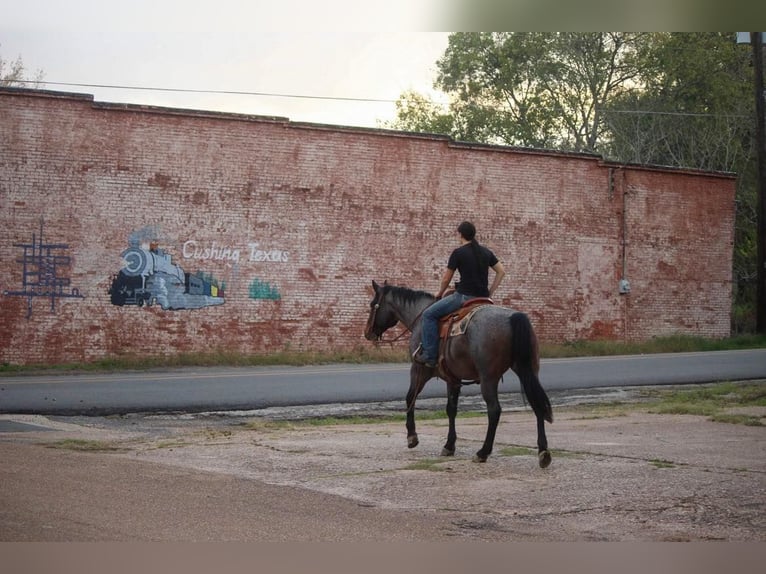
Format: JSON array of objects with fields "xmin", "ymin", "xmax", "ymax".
[{"xmin": 364, "ymin": 280, "xmax": 553, "ymax": 465}]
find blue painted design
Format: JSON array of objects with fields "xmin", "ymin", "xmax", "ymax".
[{"xmin": 3, "ymin": 219, "xmax": 84, "ymax": 319}]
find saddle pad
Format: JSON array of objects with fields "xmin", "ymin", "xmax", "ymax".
[{"xmin": 442, "ymin": 303, "xmax": 491, "ymax": 339}]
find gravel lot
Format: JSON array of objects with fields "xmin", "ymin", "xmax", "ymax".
[{"xmin": 2, "ymin": 384, "xmax": 765, "ymax": 542}]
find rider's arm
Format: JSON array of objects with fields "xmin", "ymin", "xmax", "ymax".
[
  {"xmin": 488, "ymin": 261, "xmax": 506, "ymax": 297},
  {"xmin": 436, "ymin": 268, "xmax": 455, "ymax": 299}
]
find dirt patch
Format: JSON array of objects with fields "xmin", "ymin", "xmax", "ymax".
[{"xmin": 2, "ymin": 400, "xmax": 764, "ymax": 541}]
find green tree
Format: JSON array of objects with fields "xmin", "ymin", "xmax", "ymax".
[
  {"xmin": 388, "ymin": 32, "xmax": 649, "ymax": 152},
  {"xmin": 603, "ymin": 33, "xmax": 753, "ymax": 171}
]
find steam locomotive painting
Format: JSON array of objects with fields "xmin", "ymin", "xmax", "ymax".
[{"xmin": 109, "ymin": 242, "xmax": 225, "ymax": 310}]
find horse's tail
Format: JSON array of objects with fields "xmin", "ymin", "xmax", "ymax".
[{"xmin": 510, "ymin": 312, "xmax": 553, "ymax": 423}]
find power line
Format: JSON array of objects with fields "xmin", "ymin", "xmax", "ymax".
[
  {"xmin": 10, "ymin": 80, "xmax": 750, "ymax": 120},
  {"xmin": 604, "ymin": 109, "xmax": 749, "ymax": 119},
  {"xmin": 12, "ymin": 79, "xmax": 398, "ymax": 104}
]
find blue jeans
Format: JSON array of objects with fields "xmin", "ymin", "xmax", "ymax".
[{"xmin": 420, "ymin": 292, "xmax": 471, "ymax": 362}]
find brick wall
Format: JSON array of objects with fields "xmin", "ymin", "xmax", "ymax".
[{"xmin": 0, "ymin": 88, "xmax": 737, "ymax": 365}]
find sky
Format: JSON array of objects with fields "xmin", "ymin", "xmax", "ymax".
[{"xmin": 0, "ymin": 1, "xmax": 450, "ymax": 129}]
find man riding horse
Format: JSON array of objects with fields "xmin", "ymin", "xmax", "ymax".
[{"xmin": 414, "ymin": 221, "xmax": 506, "ymax": 368}]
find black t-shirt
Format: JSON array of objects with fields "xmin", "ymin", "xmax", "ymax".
[{"xmin": 447, "ymin": 242, "xmax": 499, "ymax": 297}]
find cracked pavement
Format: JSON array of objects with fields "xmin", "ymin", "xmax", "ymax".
[{"xmin": 1, "ymin": 386, "xmax": 765, "ymax": 541}]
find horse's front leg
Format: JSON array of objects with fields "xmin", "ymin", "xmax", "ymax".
[
  {"xmin": 537, "ymin": 413, "xmax": 552, "ymax": 468},
  {"xmin": 405, "ymin": 365, "xmax": 430, "ymax": 449},
  {"xmin": 441, "ymin": 382, "xmax": 461, "ymax": 456},
  {"xmin": 474, "ymin": 379, "xmax": 502, "ymax": 463}
]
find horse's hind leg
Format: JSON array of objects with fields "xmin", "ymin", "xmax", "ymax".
[
  {"xmin": 474, "ymin": 379, "xmax": 501, "ymax": 463},
  {"xmin": 441, "ymin": 382, "xmax": 461, "ymax": 456}
]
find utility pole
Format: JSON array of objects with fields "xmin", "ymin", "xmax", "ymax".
[{"xmin": 753, "ymin": 32, "xmax": 766, "ymax": 332}]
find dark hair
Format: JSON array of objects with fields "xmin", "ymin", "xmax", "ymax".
[
  {"xmin": 457, "ymin": 221, "xmax": 476, "ymax": 241},
  {"xmin": 458, "ymin": 221, "xmax": 487, "ymax": 270}
]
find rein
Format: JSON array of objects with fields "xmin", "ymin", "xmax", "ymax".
[{"xmin": 376, "ymin": 326, "xmax": 410, "ymax": 345}]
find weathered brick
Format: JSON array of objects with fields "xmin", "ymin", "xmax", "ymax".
[{"xmin": 0, "ymin": 88, "xmax": 736, "ymax": 365}]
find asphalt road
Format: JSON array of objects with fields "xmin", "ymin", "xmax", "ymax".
[{"xmin": 1, "ymin": 348, "xmax": 765, "ymax": 416}]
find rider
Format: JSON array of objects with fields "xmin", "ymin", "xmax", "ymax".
[{"xmin": 414, "ymin": 221, "xmax": 506, "ymax": 368}]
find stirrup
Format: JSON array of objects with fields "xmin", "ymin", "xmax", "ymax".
[{"xmin": 412, "ymin": 344, "xmax": 436, "ymax": 368}]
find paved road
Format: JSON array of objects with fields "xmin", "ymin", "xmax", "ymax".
[{"xmin": 1, "ymin": 349, "xmax": 765, "ymax": 416}]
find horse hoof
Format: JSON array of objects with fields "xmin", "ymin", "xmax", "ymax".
[
  {"xmin": 472, "ymin": 453, "xmax": 488, "ymax": 463},
  {"xmin": 441, "ymin": 447, "xmax": 455, "ymax": 457},
  {"xmin": 407, "ymin": 435, "xmax": 419, "ymax": 449},
  {"xmin": 539, "ymin": 450, "xmax": 552, "ymax": 468}
]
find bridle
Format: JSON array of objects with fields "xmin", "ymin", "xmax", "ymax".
[
  {"xmin": 366, "ymin": 296, "xmax": 411, "ymax": 345},
  {"xmin": 366, "ymin": 293, "xmax": 427, "ymax": 346}
]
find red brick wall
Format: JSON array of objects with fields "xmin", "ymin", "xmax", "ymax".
[{"xmin": 0, "ymin": 88, "xmax": 736, "ymax": 365}]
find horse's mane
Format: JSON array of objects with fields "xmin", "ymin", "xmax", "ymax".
[{"xmin": 383, "ymin": 284, "xmax": 435, "ymax": 305}]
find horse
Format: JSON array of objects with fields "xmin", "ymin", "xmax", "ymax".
[{"xmin": 364, "ymin": 279, "xmax": 553, "ymax": 466}]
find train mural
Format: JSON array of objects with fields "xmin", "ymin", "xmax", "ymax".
[{"xmin": 109, "ymin": 241, "xmax": 225, "ymax": 310}]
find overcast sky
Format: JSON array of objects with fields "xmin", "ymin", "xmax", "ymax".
[{"xmin": 0, "ymin": 1, "xmax": 450, "ymax": 128}]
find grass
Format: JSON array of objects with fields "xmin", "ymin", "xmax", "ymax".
[
  {"xmin": 44, "ymin": 439, "xmax": 122, "ymax": 452},
  {"xmin": 243, "ymin": 411, "xmax": 456, "ymax": 431},
  {"xmin": 236, "ymin": 383, "xmax": 761, "ymax": 432},
  {"xmin": 238, "ymin": 383, "xmax": 764, "ymax": 433},
  {"xmin": 569, "ymin": 403, "xmax": 633, "ymax": 419},
  {"xmin": 567, "ymin": 381, "xmax": 766, "ymax": 426},
  {"xmin": 646, "ymin": 381, "xmax": 766, "ymax": 424},
  {"xmin": 500, "ymin": 445, "xmax": 582, "ymax": 459},
  {"xmin": 153, "ymin": 439, "xmax": 190, "ymax": 449},
  {"xmin": 541, "ymin": 333, "xmax": 766, "ymax": 358},
  {"xmin": 2, "ymin": 334, "xmax": 765, "ymax": 374},
  {"xmin": 0, "ymin": 346, "xmax": 409, "ymax": 374},
  {"xmin": 500, "ymin": 446, "xmax": 536, "ymax": 457},
  {"xmin": 710, "ymin": 413, "xmax": 764, "ymax": 426},
  {"xmin": 402, "ymin": 458, "xmax": 451, "ymax": 472},
  {"xmin": 202, "ymin": 428, "xmax": 233, "ymax": 440}
]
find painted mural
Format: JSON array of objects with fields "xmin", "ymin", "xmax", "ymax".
[
  {"xmin": 107, "ymin": 226, "xmax": 292, "ymax": 310},
  {"xmin": 249, "ymin": 278, "xmax": 281, "ymax": 300},
  {"xmin": 109, "ymin": 239, "xmax": 225, "ymax": 310},
  {"xmin": 3, "ymin": 219, "xmax": 84, "ymax": 318},
  {"xmin": 3, "ymin": 218, "xmax": 291, "ymax": 318}
]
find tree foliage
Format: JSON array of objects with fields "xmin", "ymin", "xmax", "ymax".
[
  {"xmin": 604, "ymin": 33, "xmax": 753, "ymax": 171},
  {"xmin": 0, "ymin": 47, "xmax": 44, "ymax": 87},
  {"xmin": 388, "ymin": 32, "xmax": 650, "ymax": 152},
  {"xmin": 389, "ymin": 90, "xmax": 456, "ymax": 135},
  {"xmin": 390, "ymin": 32, "xmax": 752, "ymax": 169}
]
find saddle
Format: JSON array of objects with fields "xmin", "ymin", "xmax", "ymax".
[
  {"xmin": 438, "ymin": 297, "xmax": 494, "ymax": 340},
  {"xmin": 433, "ymin": 297, "xmax": 493, "ymax": 385}
]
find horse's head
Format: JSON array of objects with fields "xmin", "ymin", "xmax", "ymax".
[{"xmin": 364, "ymin": 280, "xmax": 400, "ymax": 341}]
